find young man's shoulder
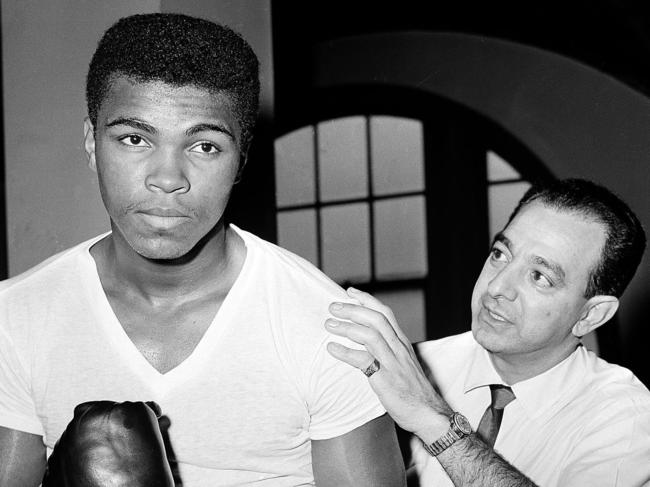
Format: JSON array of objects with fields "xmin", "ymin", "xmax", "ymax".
[
  {"xmin": 0, "ymin": 234, "xmax": 105, "ymax": 297},
  {"xmin": 0, "ymin": 234, "xmax": 106, "ymax": 353},
  {"xmin": 231, "ymin": 226, "xmax": 358, "ymax": 360},
  {"xmin": 233, "ymin": 225, "xmax": 349, "ymax": 302}
]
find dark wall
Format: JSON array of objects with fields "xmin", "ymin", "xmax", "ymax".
[
  {"xmin": 271, "ymin": 1, "xmax": 650, "ymax": 385},
  {"xmin": 272, "ymin": 1, "xmax": 650, "ymax": 104}
]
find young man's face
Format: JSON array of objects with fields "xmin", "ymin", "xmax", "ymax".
[
  {"xmin": 470, "ymin": 201, "xmax": 606, "ymax": 365},
  {"xmin": 84, "ymin": 77, "xmax": 242, "ymax": 260}
]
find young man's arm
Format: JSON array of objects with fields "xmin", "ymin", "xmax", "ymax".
[
  {"xmin": 311, "ymin": 413, "xmax": 406, "ymax": 486},
  {"xmin": 0, "ymin": 426, "xmax": 47, "ymax": 487}
]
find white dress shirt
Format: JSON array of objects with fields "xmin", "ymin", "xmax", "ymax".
[{"xmin": 411, "ymin": 332, "xmax": 650, "ymax": 486}]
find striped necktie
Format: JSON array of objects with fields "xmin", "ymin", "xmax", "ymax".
[{"xmin": 476, "ymin": 384, "xmax": 515, "ymax": 447}]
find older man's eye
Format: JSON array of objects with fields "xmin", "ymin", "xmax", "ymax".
[
  {"xmin": 531, "ymin": 270, "xmax": 552, "ymax": 288},
  {"xmin": 489, "ymin": 248, "xmax": 507, "ymax": 262}
]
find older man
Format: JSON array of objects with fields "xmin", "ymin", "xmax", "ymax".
[{"xmin": 327, "ymin": 178, "xmax": 650, "ymax": 486}]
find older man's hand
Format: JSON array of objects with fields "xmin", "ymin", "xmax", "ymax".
[{"xmin": 325, "ymin": 288, "xmax": 452, "ymax": 443}]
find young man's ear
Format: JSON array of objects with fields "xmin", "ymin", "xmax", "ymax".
[
  {"xmin": 234, "ymin": 152, "xmax": 248, "ymax": 184},
  {"xmin": 83, "ymin": 118, "xmax": 97, "ymax": 172},
  {"xmin": 572, "ymin": 295, "xmax": 619, "ymax": 338}
]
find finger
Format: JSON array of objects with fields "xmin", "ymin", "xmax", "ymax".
[
  {"xmin": 325, "ymin": 318, "xmax": 395, "ymax": 365},
  {"xmin": 329, "ymin": 302, "xmax": 406, "ymax": 354},
  {"xmin": 347, "ymin": 288, "xmax": 412, "ymax": 347},
  {"xmin": 329, "ymin": 302, "xmax": 396, "ymax": 338},
  {"xmin": 326, "ymin": 341, "xmax": 376, "ymax": 371},
  {"xmin": 347, "ymin": 287, "xmax": 397, "ymax": 324}
]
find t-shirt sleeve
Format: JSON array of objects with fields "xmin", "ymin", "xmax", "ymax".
[
  {"xmin": 557, "ymin": 403, "xmax": 650, "ymax": 487},
  {"xmin": 305, "ymin": 334, "xmax": 386, "ymax": 440},
  {"xmin": 0, "ymin": 325, "xmax": 44, "ymax": 435}
]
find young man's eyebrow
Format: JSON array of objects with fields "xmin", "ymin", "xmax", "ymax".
[
  {"xmin": 105, "ymin": 117, "xmax": 157, "ymax": 134},
  {"xmin": 185, "ymin": 123, "xmax": 234, "ymax": 140}
]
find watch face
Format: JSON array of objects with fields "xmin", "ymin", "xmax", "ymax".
[{"xmin": 453, "ymin": 413, "xmax": 473, "ymax": 435}]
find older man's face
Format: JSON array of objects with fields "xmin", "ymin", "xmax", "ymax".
[{"xmin": 471, "ymin": 202, "xmax": 606, "ymax": 367}]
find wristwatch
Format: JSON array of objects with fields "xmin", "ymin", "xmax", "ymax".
[{"xmin": 422, "ymin": 412, "xmax": 472, "ymax": 456}]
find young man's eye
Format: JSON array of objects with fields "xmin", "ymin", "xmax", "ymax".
[
  {"xmin": 119, "ymin": 134, "xmax": 148, "ymax": 147},
  {"xmin": 531, "ymin": 270, "xmax": 553, "ymax": 288},
  {"xmin": 189, "ymin": 142, "xmax": 219, "ymax": 154}
]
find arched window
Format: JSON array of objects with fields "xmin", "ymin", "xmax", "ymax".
[
  {"xmin": 273, "ymin": 88, "xmax": 570, "ymax": 347},
  {"xmin": 276, "ymin": 115, "xmax": 428, "ymax": 341}
]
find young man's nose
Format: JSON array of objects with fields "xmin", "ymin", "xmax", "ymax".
[{"xmin": 145, "ymin": 150, "xmax": 190, "ymax": 194}]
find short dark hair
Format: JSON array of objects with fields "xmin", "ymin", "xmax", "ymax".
[
  {"xmin": 507, "ymin": 178, "xmax": 646, "ymax": 298},
  {"xmin": 86, "ymin": 13, "xmax": 260, "ymax": 153}
]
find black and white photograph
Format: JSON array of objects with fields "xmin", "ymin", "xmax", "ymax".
[{"xmin": 0, "ymin": 1, "xmax": 648, "ymax": 485}]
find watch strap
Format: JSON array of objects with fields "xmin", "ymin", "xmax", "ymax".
[
  {"xmin": 422, "ymin": 412, "xmax": 470, "ymax": 457},
  {"xmin": 422, "ymin": 430, "xmax": 456, "ymax": 456}
]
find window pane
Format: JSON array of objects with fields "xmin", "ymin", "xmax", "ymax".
[
  {"xmin": 374, "ymin": 196, "xmax": 428, "ymax": 280},
  {"xmin": 277, "ymin": 209, "xmax": 318, "ymax": 266},
  {"xmin": 371, "ymin": 116, "xmax": 424, "ymax": 195},
  {"xmin": 275, "ymin": 126, "xmax": 315, "ymax": 207},
  {"xmin": 318, "ymin": 117, "xmax": 368, "ymax": 202},
  {"xmin": 487, "ymin": 150, "xmax": 521, "ymax": 182},
  {"xmin": 488, "ymin": 182, "xmax": 531, "ymax": 238},
  {"xmin": 321, "ymin": 203, "xmax": 370, "ymax": 283},
  {"xmin": 374, "ymin": 288, "xmax": 426, "ymax": 343}
]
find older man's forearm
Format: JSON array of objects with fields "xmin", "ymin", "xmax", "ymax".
[{"xmin": 436, "ymin": 434, "xmax": 537, "ymax": 487}]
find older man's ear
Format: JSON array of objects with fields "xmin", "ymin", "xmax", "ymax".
[{"xmin": 571, "ymin": 296, "xmax": 619, "ymax": 338}]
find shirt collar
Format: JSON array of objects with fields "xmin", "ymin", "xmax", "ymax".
[
  {"xmin": 464, "ymin": 342, "xmax": 504, "ymax": 392},
  {"xmin": 464, "ymin": 339, "xmax": 588, "ymax": 419}
]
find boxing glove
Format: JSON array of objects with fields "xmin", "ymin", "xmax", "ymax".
[{"xmin": 42, "ymin": 400, "xmax": 175, "ymax": 486}]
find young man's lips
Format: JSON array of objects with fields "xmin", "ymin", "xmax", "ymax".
[
  {"xmin": 138, "ymin": 207, "xmax": 188, "ymax": 218},
  {"xmin": 136, "ymin": 208, "xmax": 191, "ymax": 229}
]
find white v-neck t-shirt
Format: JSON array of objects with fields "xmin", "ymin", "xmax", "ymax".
[{"xmin": 0, "ymin": 225, "xmax": 385, "ymax": 486}]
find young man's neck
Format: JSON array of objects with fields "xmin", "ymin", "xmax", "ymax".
[{"xmin": 91, "ymin": 222, "xmax": 244, "ymax": 301}]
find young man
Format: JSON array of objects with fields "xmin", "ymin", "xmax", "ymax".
[
  {"xmin": 0, "ymin": 13, "xmax": 405, "ymax": 486},
  {"xmin": 326, "ymin": 178, "xmax": 650, "ymax": 486}
]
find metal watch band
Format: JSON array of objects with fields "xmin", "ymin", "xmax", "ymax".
[
  {"xmin": 422, "ymin": 430, "xmax": 456, "ymax": 456},
  {"xmin": 422, "ymin": 412, "xmax": 471, "ymax": 457}
]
